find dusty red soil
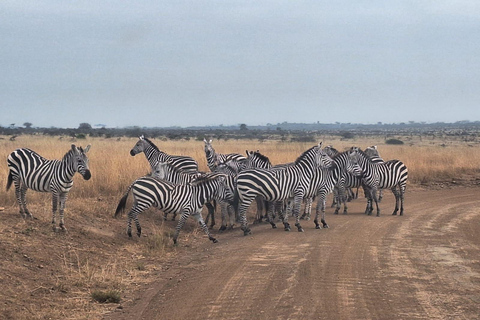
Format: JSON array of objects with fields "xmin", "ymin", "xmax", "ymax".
[{"xmin": 103, "ymin": 186, "xmax": 480, "ymax": 320}]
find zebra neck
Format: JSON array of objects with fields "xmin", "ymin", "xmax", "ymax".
[
  {"xmin": 145, "ymin": 145, "xmax": 167, "ymax": 167},
  {"xmin": 60, "ymin": 156, "xmax": 77, "ymax": 182},
  {"xmin": 205, "ymin": 150, "xmax": 217, "ymax": 170}
]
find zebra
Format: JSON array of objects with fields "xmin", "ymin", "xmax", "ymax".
[
  {"xmin": 114, "ymin": 172, "xmax": 233, "ymax": 244},
  {"xmin": 308, "ymin": 151, "xmax": 363, "ymax": 228},
  {"xmin": 217, "ymin": 150, "xmax": 273, "ymax": 224},
  {"xmin": 234, "ymin": 143, "xmax": 333, "ymax": 235},
  {"xmin": 152, "ymin": 161, "xmax": 217, "ymax": 226},
  {"xmin": 364, "ymin": 145, "xmax": 385, "ymax": 202},
  {"xmin": 131, "ymin": 135, "xmax": 198, "ymax": 173},
  {"xmin": 6, "ymin": 145, "xmax": 91, "ymax": 231},
  {"xmin": 203, "ymin": 138, "xmax": 246, "ymax": 171},
  {"xmin": 348, "ymin": 147, "xmax": 408, "ymax": 216},
  {"xmin": 210, "ymin": 162, "xmax": 238, "ymax": 231}
]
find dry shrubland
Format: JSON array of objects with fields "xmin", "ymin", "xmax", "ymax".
[{"xmin": 0, "ymin": 134, "xmax": 479, "ymax": 319}]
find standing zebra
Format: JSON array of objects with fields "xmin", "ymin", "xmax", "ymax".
[
  {"xmin": 234, "ymin": 143, "xmax": 333, "ymax": 235},
  {"xmin": 348, "ymin": 147, "xmax": 408, "ymax": 216},
  {"xmin": 153, "ymin": 161, "xmax": 215, "ymax": 224},
  {"xmin": 309, "ymin": 151, "xmax": 363, "ymax": 228},
  {"xmin": 131, "ymin": 135, "xmax": 198, "ymax": 172},
  {"xmin": 114, "ymin": 173, "xmax": 233, "ymax": 244},
  {"xmin": 364, "ymin": 145, "xmax": 385, "ymax": 202},
  {"xmin": 203, "ymin": 139, "xmax": 246, "ymax": 171},
  {"xmin": 6, "ymin": 145, "xmax": 91, "ymax": 231}
]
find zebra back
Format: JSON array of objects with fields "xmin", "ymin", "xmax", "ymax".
[{"xmin": 131, "ymin": 135, "xmax": 198, "ymax": 173}]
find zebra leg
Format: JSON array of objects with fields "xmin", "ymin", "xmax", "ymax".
[
  {"xmin": 399, "ymin": 186, "xmax": 405, "ymax": 216},
  {"xmin": 391, "ymin": 187, "xmax": 399, "ymax": 215},
  {"xmin": 58, "ymin": 192, "xmax": 68, "ymax": 231},
  {"xmin": 219, "ymin": 201, "xmax": 228, "ymax": 231},
  {"xmin": 292, "ymin": 195, "xmax": 304, "ymax": 232},
  {"xmin": 301, "ymin": 197, "xmax": 312, "ymax": 220},
  {"xmin": 314, "ymin": 196, "xmax": 328, "ymax": 229},
  {"xmin": 205, "ymin": 202, "xmax": 215, "ymax": 228},
  {"xmin": 267, "ymin": 203, "xmax": 277, "ymax": 229},
  {"xmin": 371, "ymin": 189, "xmax": 381, "ymax": 217},
  {"xmin": 192, "ymin": 210, "xmax": 218, "ymax": 243},
  {"xmin": 51, "ymin": 193, "xmax": 58, "ymax": 231},
  {"xmin": 238, "ymin": 197, "xmax": 253, "ymax": 236},
  {"xmin": 254, "ymin": 196, "xmax": 265, "ymax": 223},
  {"xmin": 172, "ymin": 211, "xmax": 191, "ymax": 244},
  {"xmin": 227, "ymin": 204, "xmax": 235, "ymax": 230},
  {"xmin": 14, "ymin": 181, "xmax": 26, "ymax": 218},
  {"xmin": 378, "ymin": 189, "xmax": 384, "ymax": 203}
]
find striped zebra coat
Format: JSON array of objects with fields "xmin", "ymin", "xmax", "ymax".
[
  {"xmin": 348, "ymin": 147, "xmax": 408, "ymax": 216},
  {"xmin": 115, "ymin": 173, "xmax": 233, "ymax": 244},
  {"xmin": 6, "ymin": 145, "xmax": 91, "ymax": 231},
  {"xmin": 234, "ymin": 143, "xmax": 333, "ymax": 235},
  {"xmin": 131, "ymin": 135, "xmax": 198, "ymax": 172},
  {"xmin": 204, "ymin": 139, "xmax": 246, "ymax": 171}
]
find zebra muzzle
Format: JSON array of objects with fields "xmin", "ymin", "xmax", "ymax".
[{"xmin": 83, "ymin": 170, "xmax": 92, "ymax": 180}]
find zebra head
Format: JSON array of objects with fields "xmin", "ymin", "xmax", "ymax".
[
  {"xmin": 323, "ymin": 145, "xmax": 339, "ymax": 158},
  {"xmin": 315, "ymin": 142, "xmax": 333, "ymax": 168},
  {"xmin": 130, "ymin": 135, "xmax": 147, "ymax": 156},
  {"xmin": 72, "ymin": 144, "xmax": 91, "ymax": 180},
  {"xmin": 213, "ymin": 174, "xmax": 234, "ymax": 204},
  {"xmin": 344, "ymin": 152, "xmax": 363, "ymax": 177},
  {"xmin": 364, "ymin": 145, "xmax": 380, "ymax": 158},
  {"xmin": 348, "ymin": 147, "xmax": 364, "ymax": 166}
]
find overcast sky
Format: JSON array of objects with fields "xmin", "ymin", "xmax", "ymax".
[{"xmin": 1, "ymin": 1, "xmax": 480, "ymax": 128}]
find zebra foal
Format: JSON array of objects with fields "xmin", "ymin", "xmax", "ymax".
[
  {"xmin": 6, "ymin": 145, "xmax": 91, "ymax": 231},
  {"xmin": 114, "ymin": 173, "xmax": 233, "ymax": 244}
]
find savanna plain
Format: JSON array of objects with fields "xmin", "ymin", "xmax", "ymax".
[{"xmin": 0, "ymin": 133, "xmax": 479, "ymax": 320}]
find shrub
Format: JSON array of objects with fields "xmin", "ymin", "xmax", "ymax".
[{"xmin": 385, "ymin": 138, "xmax": 404, "ymax": 145}]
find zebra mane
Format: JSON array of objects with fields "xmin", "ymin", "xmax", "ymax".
[
  {"xmin": 351, "ymin": 147, "xmax": 372, "ymax": 162},
  {"xmin": 62, "ymin": 148, "xmax": 76, "ymax": 161},
  {"xmin": 294, "ymin": 145, "xmax": 317, "ymax": 165},
  {"xmin": 143, "ymin": 137, "xmax": 160, "ymax": 152},
  {"xmin": 250, "ymin": 151, "xmax": 271, "ymax": 165}
]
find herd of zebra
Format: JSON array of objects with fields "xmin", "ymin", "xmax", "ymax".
[{"xmin": 5, "ymin": 136, "xmax": 408, "ymax": 244}]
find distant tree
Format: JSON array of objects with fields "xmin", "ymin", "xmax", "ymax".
[
  {"xmin": 23, "ymin": 122, "xmax": 33, "ymax": 129},
  {"xmin": 239, "ymin": 123, "xmax": 248, "ymax": 131},
  {"xmin": 78, "ymin": 123, "xmax": 92, "ymax": 130}
]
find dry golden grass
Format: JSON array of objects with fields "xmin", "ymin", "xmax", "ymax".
[{"xmin": 1, "ymin": 134, "xmax": 480, "ymax": 206}]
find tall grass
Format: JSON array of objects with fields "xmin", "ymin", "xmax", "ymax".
[{"xmin": 0, "ymin": 134, "xmax": 479, "ymax": 207}]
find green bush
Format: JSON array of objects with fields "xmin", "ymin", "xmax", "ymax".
[{"xmin": 385, "ymin": 138, "xmax": 404, "ymax": 145}]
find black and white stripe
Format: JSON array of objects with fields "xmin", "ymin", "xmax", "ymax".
[
  {"xmin": 6, "ymin": 145, "xmax": 91, "ymax": 231},
  {"xmin": 234, "ymin": 143, "xmax": 333, "ymax": 235},
  {"xmin": 204, "ymin": 139, "xmax": 246, "ymax": 171},
  {"xmin": 348, "ymin": 147, "xmax": 408, "ymax": 216},
  {"xmin": 115, "ymin": 173, "xmax": 233, "ymax": 244},
  {"xmin": 131, "ymin": 135, "xmax": 198, "ymax": 172}
]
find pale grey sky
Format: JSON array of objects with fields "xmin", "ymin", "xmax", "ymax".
[{"xmin": 1, "ymin": 1, "xmax": 479, "ymax": 128}]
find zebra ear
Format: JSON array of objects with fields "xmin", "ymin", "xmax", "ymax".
[
  {"xmin": 84, "ymin": 145, "xmax": 91, "ymax": 153},
  {"xmin": 140, "ymin": 135, "xmax": 145, "ymax": 140},
  {"xmin": 203, "ymin": 138, "xmax": 207, "ymax": 143},
  {"xmin": 71, "ymin": 144, "xmax": 78, "ymax": 153},
  {"xmin": 318, "ymin": 142, "xmax": 323, "ymax": 148}
]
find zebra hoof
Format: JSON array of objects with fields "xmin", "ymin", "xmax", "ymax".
[
  {"xmin": 243, "ymin": 228, "xmax": 251, "ymax": 236},
  {"xmin": 211, "ymin": 238, "xmax": 218, "ymax": 243},
  {"xmin": 334, "ymin": 211, "xmax": 339, "ymax": 215},
  {"xmin": 315, "ymin": 225, "xmax": 321, "ymax": 229},
  {"xmin": 219, "ymin": 225, "xmax": 227, "ymax": 232},
  {"xmin": 271, "ymin": 223, "xmax": 277, "ymax": 229},
  {"xmin": 53, "ymin": 226, "xmax": 59, "ymax": 233},
  {"xmin": 173, "ymin": 239, "xmax": 178, "ymax": 245},
  {"xmin": 297, "ymin": 227, "xmax": 304, "ymax": 232},
  {"xmin": 323, "ymin": 224, "xmax": 329, "ymax": 229},
  {"xmin": 392, "ymin": 212, "xmax": 398, "ymax": 216}
]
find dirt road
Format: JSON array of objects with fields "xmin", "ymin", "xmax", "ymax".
[{"xmin": 105, "ymin": 187, "xmax": 480, "ymax": 320}]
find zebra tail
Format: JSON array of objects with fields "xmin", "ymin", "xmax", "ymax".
[
  {"xmin": 6, "ymin": 170, "xmax": 13, "ymax": 191},
  {"xmin": 114, "ymin": 184, "xmax": 133, "ymax": 218}
]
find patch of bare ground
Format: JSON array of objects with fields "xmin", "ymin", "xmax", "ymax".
[{"xmin": 2, "ymin": 185, "xmax": 480, "ymax": 320}]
